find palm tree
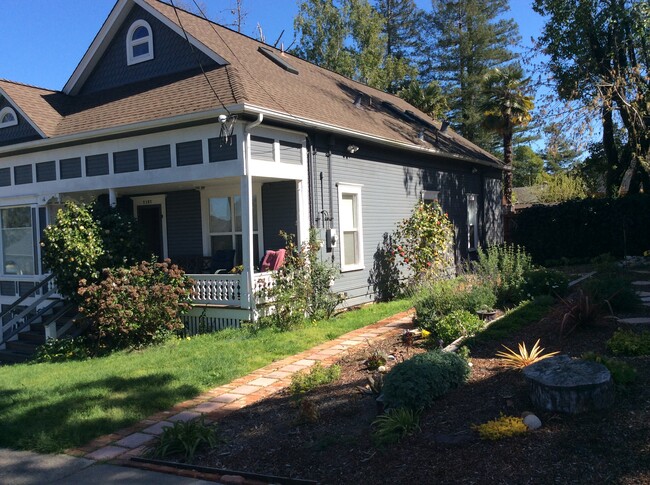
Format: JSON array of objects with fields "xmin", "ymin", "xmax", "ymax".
[{"xmin": 481, "ymin": 65, "xmax": 534, "ymax": 207}]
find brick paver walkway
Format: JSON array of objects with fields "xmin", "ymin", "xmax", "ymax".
[{"xmin": 66, "ymin": 309, "xmax": 414, "ymax": 464}]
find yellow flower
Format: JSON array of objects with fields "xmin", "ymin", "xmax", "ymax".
[{"xmin": 421, "ymin": 329, "xmax": 431, "ymax": 339}]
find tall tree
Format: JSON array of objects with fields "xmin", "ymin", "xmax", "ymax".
[
  {"xmin": 422, "ymin": 0, "xmax": 520, "ymax": 148},
  {"xmin": 293, "ymin": 0, "xmax": 417, "ymax": 92},
  {"xmin": 541, "ymin": 123, "xmax": 581, "ymax": 174},
  {"xmin": 481, "ymin": 65, "xmax": 535, "ymax": 205},
  {"xmin": 533, "ymin": 0, "xmax": 649, "ymax": 196},
  {"xmin": 398, "ymin": 80, "xmax": 448, "ymax": 119},
  {"xmin": 513, "ymin": 145, "xmax": 544, "ymax": 187}
]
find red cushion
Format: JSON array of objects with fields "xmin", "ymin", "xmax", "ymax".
[{"xmin": 261, "ymin": 249, "xmax": 286, "ymax": 271}]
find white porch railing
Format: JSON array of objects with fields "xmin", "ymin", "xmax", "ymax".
[{"xmin": 188, "ymin": 272, "xmax": 275, "ymax": 306}]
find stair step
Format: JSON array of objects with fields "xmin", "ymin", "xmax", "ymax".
[
  {"xmin": 6, "ymin": 340, "xmax": 40, "ymax": 353},
  {"xmin": 0, "ymin": 350, "xmax": 31, "ymax": 364},
  {"xmin": 17, "ymin": 331, "xmax": 45, "ymax": 344}
]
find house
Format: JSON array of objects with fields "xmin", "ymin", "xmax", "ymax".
[{"xmin": 0, "ymin": 0, "xmax": 504, "ymax": 336}]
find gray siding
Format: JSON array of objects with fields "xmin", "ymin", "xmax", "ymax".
[
  {"xmin": 144, "ymin": 145, "xmax": 171, "ymax": 170},
  {"xmin": 166, "ymin": 190, "xmax": 203, "ymax": 258},
  {"xmin": 176, "ymin": 140, "xmax": 203, "ymax": 166},
  {"xmin": 113, "ymin": 149, "xmax": 139, "ymax": 173},
  {"xmin": 279, "ymin": 141, "xmax": 302, "ymax": 165},
  {"xmin": 36, "ymin": 161, "xmax": 56, "ymax": 182},
  {"xmin": 85, "ymin": 154, "xmax": 109, "ymax": 177},
  {"xmin": 209, "ymin": 136, "xmax": 238, "ymax": 162},
  {"xmin": 310, "ymin": 140, "xmax": 502, "ymax": 307},
  {"xmin": 0, "ymin": 168, "xmax": 9, "ymax": 186},
  {"xmin": 250, "ymin": 136, "xmax": 274, "ymax": 161},
  {"xmin": 59, "ymin": 158, "xmax": 82, "ymax": 179},
  {"xmin": 262, "ymin": 181, "xmax": 297, "ymax": 250},
  {"xmin": 14, "ymin": 164, "xmax": 33, "ymax": 185},
  {"xmin": 79, "ymin": 5, "xmax": 217, "ymax": 94},
  {"xmin": 0, "ymin": 99, "xmax": 41, "ymax": 147}
]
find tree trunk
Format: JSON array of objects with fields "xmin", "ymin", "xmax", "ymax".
[{"xmin": 503, "ymin": 131, "xmax": 513, "ymax": 206}]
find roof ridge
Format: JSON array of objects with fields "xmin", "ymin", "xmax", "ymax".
[{"xmin": 0, "ymin": 78, "xmax": 59, "ymax": 93}]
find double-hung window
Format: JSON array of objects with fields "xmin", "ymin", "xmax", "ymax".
[
  {"xmin": 208, "ymin": 195, "xmax": 259, "ymax": 266},
  {"xmin": 1, "ymin": 206, "xmax": 34, "ymax": 275},
  {"xmin": 338, "ymin": 184, "xmax": 364, "ymax": 271}
]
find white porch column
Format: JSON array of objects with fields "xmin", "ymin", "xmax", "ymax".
[
  {"xmin": 296, "ymin": 166, "xmax": 311, "ymax": 245},
  {"xmin": 108, "ymin": 188, "xmax": 117, "ymax": 208},
  {"xmin": 241, "ymin": 114, "xmax": 263, "ymax": 313}
]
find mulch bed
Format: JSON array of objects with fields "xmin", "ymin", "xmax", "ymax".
[{"xmin": 187, "ymin": 296, "xmax": 650, "ymax": 484}]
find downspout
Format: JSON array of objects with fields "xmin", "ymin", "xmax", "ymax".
[{"xmin": 243, "ymin": 113, "xmax": 263, "ymax": 317}]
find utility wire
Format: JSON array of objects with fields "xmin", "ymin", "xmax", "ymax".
[{"xmin": 169, "ymin": 0, "xmax": 232, "ymax": 116}]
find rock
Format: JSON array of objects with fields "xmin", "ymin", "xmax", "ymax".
[
  {"xmin": 377, "ymin": 365, "xmax": 387, "ymax": 373},
  {"xmin": 523, "ymin": 414, "xmax": 542, "ymax": 430},
  {"xmin": 523, "ymin": 355, "xmax": 614, "ymax": 414}
]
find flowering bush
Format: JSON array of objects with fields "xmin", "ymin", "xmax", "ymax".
[
  {"xmin": 392, "ymin": 201, "xmax": 454, "ymax": 283},
  {"xmin": 78, "ymin": 259, "xmax": 193, "ymax": 351}
]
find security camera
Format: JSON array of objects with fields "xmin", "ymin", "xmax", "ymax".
[{"xmin": 218, "ymin": 114, "xmax": 228, "ymax": 123}]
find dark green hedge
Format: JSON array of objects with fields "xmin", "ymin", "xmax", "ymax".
[{"xmin": 511, "ymin": 195, "xmax": 650, "ymax": 264}]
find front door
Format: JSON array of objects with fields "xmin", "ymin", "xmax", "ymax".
[{"xmin": 132, "ymin": 195, "xmax": 168, "ymax": 259}]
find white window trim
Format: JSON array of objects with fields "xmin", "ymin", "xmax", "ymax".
[
  {"xmin": 0, "ymin": 205, "xmax": 36, "ymax": 276},
  {"xmin": 0, "ymin": 107, "xmax": 18, "ymax": 129},
  {"xmin": 421, "ymin": 190, "xmax": 439, "ymax": 204},
  {"xmin": 337, "ymin": 183, "xmax": 364, "ymax": 272},
  {"xmin": 126, "ymin": 19, "xmax": 154, "ymax": 66}
]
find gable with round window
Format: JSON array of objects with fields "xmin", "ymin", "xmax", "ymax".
[
  {"xmin": 126, "ymin": 19, "xmax": 154, "ymax": 65},
  {"xmin": 0, "ymin": 107, "xmax": 18, "ymax": 129}
]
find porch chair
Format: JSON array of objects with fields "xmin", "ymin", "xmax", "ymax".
[
  {"xmin": 260, "ymin": 249, "xmax": 286, "ymax": 272},
  {"xmin": 210, "ymin": 249, "xmax": 236, "ymax": 274}
]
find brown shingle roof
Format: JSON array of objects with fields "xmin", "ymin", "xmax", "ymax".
[{"xmin": 1, "ymin": 0, "xmax": 501, "ymax": 166}]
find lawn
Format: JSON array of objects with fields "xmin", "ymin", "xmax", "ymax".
[{"xmin": 0, "ymin": 299, "xmax": 410, "ymax": 453}]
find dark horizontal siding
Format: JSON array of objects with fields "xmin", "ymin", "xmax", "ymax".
[
  {"xmin": 0, "ymin": 168, "xmax": 9, "ymax": 186},
  {"xmin": 262, "ymin": 181, "xmax": 297, "ymax": 250},
  {"xmin": 60, "ymin": 158, "xmax": 82, "ymax": 179},
  {"xmin": 176, "ymin": 140, "xmax": 203, "ymax": 166},
  {"xmin": 14, "ymin": 164, "xmax": 33, "ymax": 185},
  {"xmin": 36, "ymin": 161, "xmax": 56, "ymax": 182},
  {"xmin": 144, "ymin": 144, "xmax": 171, "ymax": 170},
  {"xmin": 208, "ymin": 136, "xmax": 238, "ymax": 162},
  {"xmin": 279, "ymin": 141, "xmax": 302, "ymax": 165},
  {"xmin": 113, "ymin": 149, "xmax": 139, "ymax": 173},
  {"xmin": 166, "ymin": 190, "xmax": 203, "ymax": 258},
  {"xmin": 85, "ymin": 154, "xmax": 109, "ymax": 177},
  {"xmin": 250, "ymin": 136, "xmax": 274, "ymax": 161}
]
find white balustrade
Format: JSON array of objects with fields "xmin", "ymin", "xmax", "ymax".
[{"xmin": 189, "ymin": 272, "xmax": 276, "ymax": 306}]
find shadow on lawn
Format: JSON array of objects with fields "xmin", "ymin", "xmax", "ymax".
[{"xmin": 0, "ymin": 373, "xmax": 200, "ymax": 453}]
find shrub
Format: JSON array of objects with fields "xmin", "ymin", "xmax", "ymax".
[
  {"xmin": 473, "ymin": 414, "xmax": 528, "ymax": 440},
  {"xmin": 472, "ymin": 244, "xmax": 534, "ymax": 306},
  {"xmin": 392, "ymin": 200, "xmax": 455, "ymax": 284},
  {"xmin": 522, "ymin": 268, "xmax": 569, "ymax": 298},
  {"xmin": 607, "ymin": 328, "xmax": 650, "ymax": 356},
  {"xmin": 148, "ymin": 416, "xmax": 219, "ymax": 462},
  {"xmin": 32, "ymin": 337, "xmax": 90, "ymax": 363},
  {"xmin": 382, "ymin": 350, "xmax": 470, "ymax": 411},
  {"xmin": 431, "ymin": 310, "xmax": 484, "ymax": 346},
  {"xmin": 559, "ymin": 289, "xmax": 603, "ymax": 336},
  {"xmin": 257, "ymin": 230, "xmax": 342, "ymax": 330},
  {"xmin": 41, "ymin": 201, "xmax": 146, "ymax": 300},
  {"xmin": 583, "ymin": 274, "xmax": 641, "ymax": 313},
  {"xmin": 289, "ymin": 363, "xmax": 341, "ymax": 396},
  {"xmin": 414, "ymin": 276, "xmax": 496, "ymax": 327},
  {"xmin": 41, "ymin": 201, "xmax": 104, "ymax": 300},
  {"xmin": 78, "ymin": 258, "xmax": 193, "ymax": 351},
  {"xmin": 581, "ymin": 352, "xmax": 637, "ymax": 386},
  {"xmin": 372, "ymin": 408, "xmax": 421, "ymax": 445}
]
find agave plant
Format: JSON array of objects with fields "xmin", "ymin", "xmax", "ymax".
[{"xmin": 496, "ymin": 339, "xmax": 559, "ymax": 369}]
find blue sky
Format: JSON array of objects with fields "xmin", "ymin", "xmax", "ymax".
[{"xmin": 0, "ymin": 0, "xmax": 546, "ymax": 90}]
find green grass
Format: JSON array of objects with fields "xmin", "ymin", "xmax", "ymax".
[
  {"xmin": 0, "ymin": 299, "xmax": 410, "ymax": 453},
  {"xmin": 466, "ymin": 295, "xmax": 555, "ymax": 344}
]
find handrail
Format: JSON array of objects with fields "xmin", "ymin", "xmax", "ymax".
[
  {"xmin": 0, "ymin": 274, "xmax": 55, "ymax": 322},
  {"xmin": 3, "ymin": 298, "xmax": 64, "ymax": 344}
]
